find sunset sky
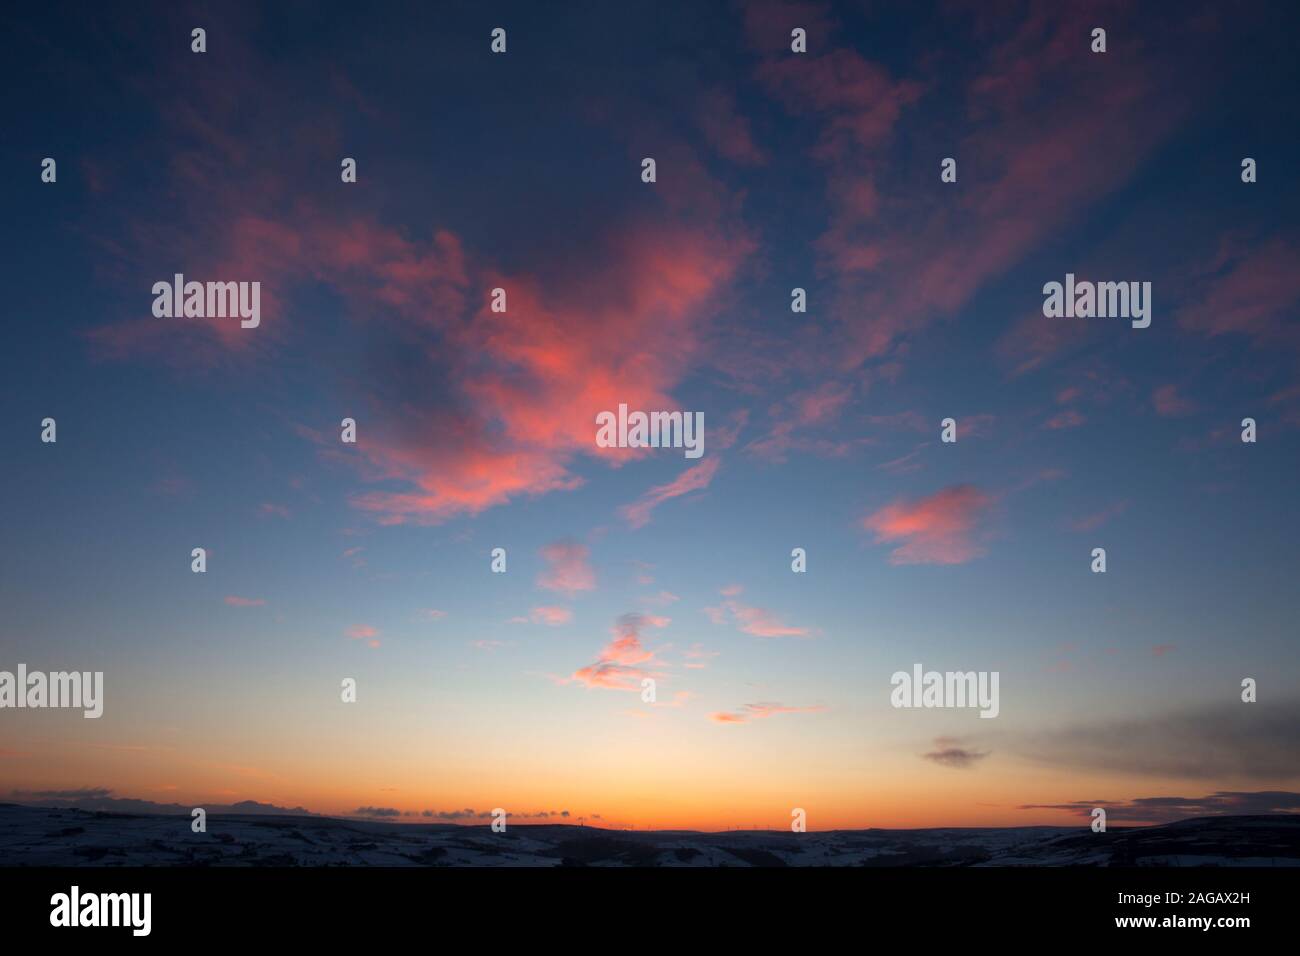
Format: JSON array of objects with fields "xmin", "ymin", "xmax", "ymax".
[{"xmin": 2, "ymin": 0, "xmax": 1298, "ymax": 831}]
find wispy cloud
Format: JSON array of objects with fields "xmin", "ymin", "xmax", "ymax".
[
  {"xmin": 347, "ymin": 624, "xmax": 380, "ymax": 648},
  {"xmin": 695, "ymin": 85, "xmax": 766, "ymax": 166},
  {"xmin": 1044, "ymin": 408, "xmax": 1086, "ymax": 430},
  {"xmin": 704, "ymin": 586, "xmax": 809, "ymax": 638},
  {"xmin": 1152, "ymin": 384, "xmax": 1197, "ymax": 417},
  {"xmin": 619, "ymin": 458, "xmax": 721, "ymax": 529},
  {"xmin": 1069, "ymin": 499, "xmax": 1130, "ymax": 532},
  {"xmin": 708, "ymin": 702, "xmax": 825, "ymax": 724},
  {"xmin": 683, "ymin": 644, "xmax": 719, "ymax": 670},
  {"xmin": 530, "ymin": 605, "xmax": 573, "ymax": 626}
]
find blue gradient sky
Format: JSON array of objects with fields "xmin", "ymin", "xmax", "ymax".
[{"xmin": 1, "ymin": 0, "xmax": 1298, "ymax": 828}]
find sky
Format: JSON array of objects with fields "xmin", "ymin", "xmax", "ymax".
[{"xmin": 1, "ymin": 0, "xmax": 1298, "ymax": 831}]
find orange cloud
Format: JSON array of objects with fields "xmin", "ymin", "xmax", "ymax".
[
  {"xmin": 863, "ymin": 484, "xmax": 993, "ymax": 565},
  {"xmin": 708, "ymin": 702, "xmax": 826, "ymax": 724}
]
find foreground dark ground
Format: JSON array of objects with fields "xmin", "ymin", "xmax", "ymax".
[{"xmin": 2, "ymin": 804, "xmax": 1297, "ymax": 866}]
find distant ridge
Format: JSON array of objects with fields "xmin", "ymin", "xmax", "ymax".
[{"xmin": 1, "ymin": 804, "xmax": 1296, "ymax": 867}]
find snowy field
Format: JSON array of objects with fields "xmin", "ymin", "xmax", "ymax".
[{"xmin": 2, "ymin": 804, "xmax": 1297, "ymax": 867}]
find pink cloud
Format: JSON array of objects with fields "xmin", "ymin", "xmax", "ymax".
[
  {"xmin": 343, "ymin": 222, "xmax": 752, "ymax": 526},
  {"xmin": 1069, "ymin": 500, "xmax": 1131, "ymax": 532},
  {"xmin": 704, "ymin": 587, "xmax": 809, "ymax": 638},
  {"xmin": 1178, "ymin": 238, "xmax": 1300, "ymax": 346},
  {"xmin": 642, "ymin": 590, "xmax": 680, "ymax": 606},
  {"xmin": 877, "ymin": 448, "xmax": 925, "ymax": 475},
  {"xmin": 753, "ymin": 5, "xmax": 1193, "ymax": 375},
  {"xmin": 347, "ymin": 624, "xmax": 378, "ymax": 640},
  {"xmin": 728, "ymin": 604, "xmax": 809, "ymax": 638},
  {"xmin": 758, "ymin": 47, "xmax": 922, "ymax": 156},
  {"xmin": 224, "ymin": 596, "xmax": 265, "ymax": 607},
  {"xmin": 83, "ymin": 50, "xmax": 755, "ymax": 528},
  {"xmin": 683, "ymin": 644, "xmax": 719, "ymax": 670},
  {"xmin": 695, "ymin": 86, "xmax": 766, "ymax": 165},
  {"xmin": 619, "ymin": 458, "xmax": 721, "ymax": 529},
  {"xmin": 745, "ymin": 382, "xmax": 867, "ymax": 462},
  {"xmin": 537, "ymin": 540, "xmax": 596, "ymax": 595},
  {"xmin": 862, "ymin": 484, "xmax": 994, "ymax": 565},
  {"xmin": 1044, "ymin": 408, "xmax": 1086, "ymax": 430},
  {"xmin": 567, "ymin": 613, "xmax": 670, "ymax": 692},
  {"xmin": 997, "ymin": 308, "xmax": 1097, "ymax": 376},
  {"xmin": 1153, "ymin": 384, "xmax": 1197, "ymax": 418},
  {"xmin": 793, "ymin": 381, "xmax": 854, "ymax": 425},
  {"xmin": 1010, "ymin": 469, "xmax": 1068, "ymax": 494},
  {"xmin": 530, "ymin": 605, "xmax": 573, "ymax": 626},
  {"xmin": 708, "ymin": 410, "xmax": 750, "ymax": 451}
]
